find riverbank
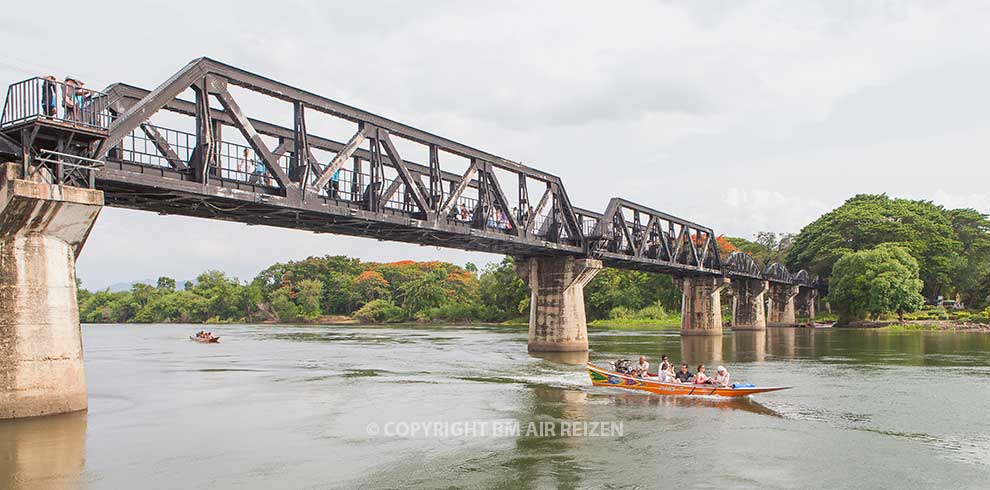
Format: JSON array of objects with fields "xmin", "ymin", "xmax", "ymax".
[
  {"xmin": 587, "ymin": 318, "xmax": 680, "ymax": 330},
  {"xmin": 844, "ymin": 320, "xmax": 990, "ymax": 332}
]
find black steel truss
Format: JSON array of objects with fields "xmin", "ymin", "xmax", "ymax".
[{"xmin": 0, "ymin": 58, "xmax": 822, "ymax": 287}]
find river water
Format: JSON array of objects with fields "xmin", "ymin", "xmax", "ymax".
[{"xmin": 2, "ymin": 324, "xmax": 990, "ymax": 489}]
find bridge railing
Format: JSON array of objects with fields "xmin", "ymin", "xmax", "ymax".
[{"xmin": 1, "ymin": 77, "xmax": 112, "ymax": 131}]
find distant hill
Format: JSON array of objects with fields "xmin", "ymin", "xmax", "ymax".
[{"xmin": 103, "ymin": 279, "xmax": 191, "ymax": 292}]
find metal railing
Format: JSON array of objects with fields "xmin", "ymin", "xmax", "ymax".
[
  {"xmin": 33, "ymin": 149, "xmax": 103, "ymax": 187},
  {"xmin": 1, "ymin": 77, "xmax": 112, "ymax": 130}
]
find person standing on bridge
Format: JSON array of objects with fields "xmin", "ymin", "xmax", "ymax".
[
  {"xmin": 41, "ymin": 75, "xmax": 58, "ymax": 117},
  {"xmin": 238, "ymin": 148, "xmax": 250, "ymax": 181},
  {"xmin": 246, "ymin": 149, "xmax": 266, "ymax": 185},
  {"xmin": 62, "ymin": 76, "xmax": 83, "ymax": 121},
  {"xmin": 328, "ymin": 168, "xmax": 341, "ymax": 198}
]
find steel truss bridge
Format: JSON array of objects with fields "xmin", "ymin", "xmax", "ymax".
[{"xmin": 0, "ymin": 58, "xmax": 821, "ymax": 288}]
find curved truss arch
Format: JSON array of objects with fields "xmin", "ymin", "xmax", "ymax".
[
  {"xmin": 793, "ymin": 269, "xmax": 813, "ymax": 286},
  {"xmin": 764, "ymin": 262, "xmax": 792, "ymax": 283},
  {"xmin": 724, "ymin": 252, "xmax": 763, "ymax": 279}
]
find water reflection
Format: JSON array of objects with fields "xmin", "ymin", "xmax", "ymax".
[
  {"xmin": 0, "ymin": 411, "xmax": 87, "ymax": 490},
  {"xmin": 732, "ymin": 330, "xmax": 767, "ymax": 363},
  {"xmin": 591, "ymin": 391, "xmax": 781, "ymax": 418},
  {"xmin": 680, "ymin": 335, "xmax": 723, "ymax": 365},
  {"xmin": 767, "ymin": 326, "xmax": 797, "ymax": 358},
  {"xmin": 528, "ymin": 350, "xmax": 590, "ymax": 366}
]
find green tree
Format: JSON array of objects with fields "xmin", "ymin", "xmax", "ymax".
[
  {"xmin": 156, "ymin": 276, "xmax": 177, "ymax": 292},
  {"xmin": 477, "ymin": 257, "xmax": 528, "ymax": 318},
  {"xmin": 353, "ymin": 299, "xmax": 404, "ymax": 323},
  {"xmin": 134, "ymin": 290, "xmax": 210, "ymax": 322},
  {"xmin": 585, "ymin": 268, "xmax": 679, "ymax": 320},
  {"xmin": 131, "ymin": 283, "xmax": 157, "ymax": 307},
  {"xmin": 296, "ymin": 279, "xmax": 324, "ymax": 321},
  {"xmin": 397, "ymin": 269, "xmax": 450, "ymax": 315},
  {"xmin": 828, "ymin": 244, "xmax": 924, "ymax": 323},
  {"xmin": 350, "ymin": 270, "xmax": 391, "ymax": 307},
  {"xmin": 270, "ymin": 287, "xmax": 300, "ymax": 322},
  {"xmin": 947, "ymin": 208, "xmax": 990, "ymax": 308},
  {"xmin": 787, "ymin": 194, "xmax": 960, "ymax": 301}
]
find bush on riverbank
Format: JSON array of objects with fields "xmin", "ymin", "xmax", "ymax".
[
  {"xmin": 828, "ymin": 244, "xmax": 925, "ymax": 324},
  {"xmin": 353, "ymin": 299, "xmax": 405, "ymax": 323},
  {"xmin": 589, "ymin": 302, "xmax": 681, "ymax": 330}
]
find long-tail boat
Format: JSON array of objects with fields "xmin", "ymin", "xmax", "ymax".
[
  {"xmin": 587, "ymin": 363, "xmax": 789, "ymax": 398},
  {"xmin": 190, "ymin": 335, "xmax": 220, "ymax": 343}
]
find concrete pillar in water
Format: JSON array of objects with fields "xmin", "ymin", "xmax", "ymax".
[
  {"xmin": 678, "ymin": 276, "xmax": 730, "ymax": 336},
  {"xmin": 516, "ymin": 256, "xmax": 602, "ymax": 352},
  {"xmin": 729, "ymin": 279, "xmax": 768, "ymax": 331},
  {"xmin": 0, "ymin": 163, "xmax": 103, "ymax": 419},
  {"xmin": 767, "ymin": 283, "xmax": 800, "ymax": 327},
  {"xmin": 795, "ymin": 287, "xmax": 817, "ymax": 321}
]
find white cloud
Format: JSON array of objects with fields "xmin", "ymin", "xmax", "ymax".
[{"xmin": 4, "ymin": 0, "xmax": 989, "ymax": 287}]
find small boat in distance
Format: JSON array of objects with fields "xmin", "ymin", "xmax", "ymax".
[
  {"xmin": 587, "ymin": 363, "xmax": 789, "ymax": 398},
  {"xmin": 190, "ymin": 334, "xmax": 220, "ymax": 343}
]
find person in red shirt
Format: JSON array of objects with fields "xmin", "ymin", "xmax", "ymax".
[{"xmin": 694, "ymin": 364, "xmax": 712, "ymax": 384}]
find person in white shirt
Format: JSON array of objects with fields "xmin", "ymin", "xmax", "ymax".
[
  {"xmin": 658, "ymin": 362, "xmax": 677, "ymax": 383},
  {"xmin": 636, "ymin": 356, "xmax": 650, "ymax": 377},
  {"xmin": 713, "ymin": 366, "xmax": 731, "ymax": 387}
]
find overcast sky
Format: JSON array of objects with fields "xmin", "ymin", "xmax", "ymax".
[{"xmin": 3, "ymin": 0, "xmax": 989, "ymax": 289}]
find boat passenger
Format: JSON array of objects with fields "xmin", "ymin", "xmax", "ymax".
[
  {"xmin": 676, "ymin": 363, "xmax": 693, "ymax": 383},
  {"xmin": 694, "ymin": 364, "xmax": 712, "ymax": 384},
  {"xmin": 657, "ymin": 362, "xmax": 678, "ymax": 383},
  {"xmin": 636, "ymin": 356, "xmax": 650, "ymax": 377},
  {"xmin": 713, "ymin": 366, "xmax": 730, "ymax": 387},
  {"xmin": 659, "ymin": 355, "xmax": 672, "ymax": 374}
]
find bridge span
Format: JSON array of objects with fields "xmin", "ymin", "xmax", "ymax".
[{"xmin": 0, "ymin": 58, "xmax": 823, "ymax": 418}]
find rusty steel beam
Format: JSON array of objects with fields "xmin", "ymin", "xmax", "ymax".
[{"xmin": 0, "ymin": 58, "xmax": 831, "ymax": 285}]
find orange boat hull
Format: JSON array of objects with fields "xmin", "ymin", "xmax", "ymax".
[{"xmin": 587, "ymin": 363, "xmax": 789, "ymax": 397}]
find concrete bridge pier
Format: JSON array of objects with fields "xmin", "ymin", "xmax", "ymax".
[
  {"xmin": 767, "ymin": 283, "xmax": 800, "ymax": 327},
  {"xmin": 678, "ymin": 276, "xmax": 730, "ymax": 336},
  {"xmin": 0, "ymin": 163, "xmax": 103, "ymax": 419},
  {"xmin": 516, "ymin": 256, "xmax": 602, "ymax": 352},
  {"xmin": 728, "ymin": 279, "xmax": 768, "ymax": 331},
  {"xmin": 795, "ymin": 287, "xmax": 818, "ymax": 321}
]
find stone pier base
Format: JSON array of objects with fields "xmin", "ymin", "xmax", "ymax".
[
  {"xmin": 796, "ymin": 287, "xmax": 817, "ymax": 320},
  {"xmin": 767, "ymin": 283, "xmax": 799, "ymax": 327},
  {"xmin": 516, "ymin": 256, "xmax": 601, "ymax": 352},
  {"xmin": 729, "ymin": 279, "xmax": 768, "ymax": 331},
  {"xmin": 678, "ymin": 276, "xmax": 730, "ymax": 336},
  {"xmin": 0, "ymin": 163, "xmax": 102, "ymax": 419}
]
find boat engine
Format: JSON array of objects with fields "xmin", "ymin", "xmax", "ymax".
[{"xmin": 609, "ymin": 359, "xmax": 637, "ymax": 375}]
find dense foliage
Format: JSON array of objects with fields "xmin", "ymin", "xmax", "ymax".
[
  {"xmin": 78, "ymin": 255, "xmax": 687, "ymax": 325},
  {"xmin": 723, "ymin": 232, "xmax": 795, "ymax": 267},
  {"xmin": 79, "ymin": 194, "xmax": 989, "ymax": 326},
  {"xmin": 786, "ymin": 194, "xmax": 990, "ymax": 306},
  {"xmin": 828, "ymin": 244, "xmax": 925, "ymax": 323}
]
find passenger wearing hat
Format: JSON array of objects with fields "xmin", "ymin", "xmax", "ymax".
[
  {"xmin": 713, "ymin": 366, "xmax": 731, "ymax": 387},
  {"xmin": 62, "ymin": 76, "xmax": 84, "ymax": 121}
]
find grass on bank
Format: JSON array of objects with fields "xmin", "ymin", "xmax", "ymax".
[
  {"xmin": 879, "ymin": 323, "xmax": 942, "ymax": 331},
  {"xmin": 588, "ymin": 303, "xmax": 681, "ymax": 330}
]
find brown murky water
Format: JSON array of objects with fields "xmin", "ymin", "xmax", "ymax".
[{"xmin": 2, "ymin": 324, "xmax": 989, "ymax": 489}]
